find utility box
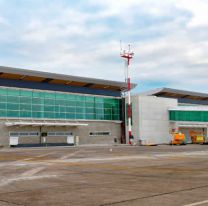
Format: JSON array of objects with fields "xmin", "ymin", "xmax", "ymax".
[
  {"xmin": 67, "ymin": 135, "xmax": 74, "ymax": 145},
  {"xmin": 9, "ymin": 136, "xmax": 19, "ymax": 146}
]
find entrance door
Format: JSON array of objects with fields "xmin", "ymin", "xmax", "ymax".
[{"xmin": 43, "ymin": 131, "xmax": 74, "ymax": 146}]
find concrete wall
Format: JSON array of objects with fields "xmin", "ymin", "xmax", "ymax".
[
  {"xmin": 0, "ymin": 120, "xmax": 121, "ymax": 146},
  {"xmin": 0, "ymin": 121, "xmax": 10, "ymax": 146},
  {"xmin": 75, "ymin": 121, "xmax": 120, "ymax": 145},
  {"xmin": 127, "ymin": 96, "xmax": 178, "ymax": 144},
  {"xmin": 125, "ymin": 95, "xmax": 139, "ymax": 144}
]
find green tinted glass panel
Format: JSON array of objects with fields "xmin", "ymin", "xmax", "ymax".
[
  {"xmin": 20, "ymin": 90, "xmax": 32, "ymax": 97},
  {"xmin": 44, "ymin": 112, "xmax": 55, "ymax": 119},
  {"xmin": 20, "ymin": 97, "xmax": 31, "ymax": 104},
  {"xmin": 32, "ymin": 112, "xmax": 43, "ymax": 118},
  {"xmin": 65, "ymin": 107, "xmax": 75, "ymax": 113},
  {"xmin": 0, "ymin": 103, "xmax": 6, "ymax": 109},
  {"xmin": 0, "ymin": 95, "xmax": 7, "ymax": 102},
  {"xmin": 0, "ymin": 87, "xmax": 121, "ymax": 121},
  {"xmin": 169, "ymin": 111, "xmax": 208, "ymax": 122},
  {"xmin": 0, "ymin": 109, "xmax": 6, "ymax": 116},
  {"xmin": 0, "ymin": 88, "xmax": 7, "ymax": 95},
  {"xmin": 20, "ymin": 104, "xmax": 31, "ymax": 111},
  {"xmin": 56, "ymin": 93, "xmax": 66, "ymax": 99},
  {"xmin": 66, "ymin": 113, "xmax": 75, "ymax": 119},
  {"xmin": 7, "ymin": 103, "xmax": 19, "ymax": 110},
  {"xmin": 20, "ymin": 111, "xmax": 31, "ymax": 117},
  {"xmin": 86, "ymin": 113, "xmax": 95, "ymax": 119},
  {"xmin": 7, "ymin": 110, "xmax": 19, "ymax": 117},
  {"xmin": 7, "ymin": 89, "xmax": 19, "ymax": 96},
  {"xmin": 32, "ymin": 98, "xmax": 43, "ymax": 104},
  {"xmin": 32, "ymin": 105, "xmax": 43, "ymax": 112},
  {"xmin": 86, "ymin": 96, "xmax": 94, "ymax": 102},
  {"xmin": 7, "ymin": 96, "xmax": 18, "ymax": 103}
]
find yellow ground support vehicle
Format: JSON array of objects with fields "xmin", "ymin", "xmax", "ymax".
[
  {"xmin": 171, "ymin": 132, "xmax": 186, "ymax": 145},
  {"xmin": 189, "ymin": 131, "xmax": 204, "ymax": 144}
]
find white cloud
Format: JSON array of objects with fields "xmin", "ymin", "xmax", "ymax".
[
  {"xmin": 131, "ymin": 31, "xmax": 208, "ymax": 92},
  {"xmin": 0, "ymin": 0, "xmax": 207, "ymax": 93},
  {"xmin": 176, "ymin": 0, "xmax": 208, "ymax": 27}
]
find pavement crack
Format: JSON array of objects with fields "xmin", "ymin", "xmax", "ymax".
[
  {"xmin": 0, "ymin": 199, "xmax": 25, "ymax": 206},
  {"xmin": 99, "ymin": 184, "xmax": 208, "ymax": 206}
]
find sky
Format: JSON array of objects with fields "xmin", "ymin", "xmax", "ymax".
[{"xmin": 0, "ymin": 0, "xmax": 207, "ymax": 93}]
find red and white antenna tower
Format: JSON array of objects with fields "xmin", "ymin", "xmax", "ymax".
[{"xmin": 120, "ymin": 44, "xmax": 134, "ymax": 144}]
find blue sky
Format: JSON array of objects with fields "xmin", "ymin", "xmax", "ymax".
[{"xmin": 0, "ymin": 0, "xmax": 207, "ymax": 93}]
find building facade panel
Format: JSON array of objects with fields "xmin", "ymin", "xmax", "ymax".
[{"xmin": 126, "ymin": 96, "xmax": 178, "ymax": 144}]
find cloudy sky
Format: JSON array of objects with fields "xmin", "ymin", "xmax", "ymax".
[{"xmin": 0, "ymin": 0, "xmax": 207, "ymax": 93}]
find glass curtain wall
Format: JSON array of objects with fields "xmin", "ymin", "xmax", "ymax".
[
  {"xmin": 169, "ymin": 110, "xmax": 208, "ymax": 122},
  {"xmin": 0, "ymin": 87, "xmax": 121, "ymax": 121}
]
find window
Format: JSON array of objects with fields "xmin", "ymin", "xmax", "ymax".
[
  {"xmin": 47, "ymin": 132, "xmax": 56, "ymax": 136},
  {"xmin": 9, "ymin": 131, "xmax": 39, "ymax": 137},
  {"xmin": 9, "ymin": 132, "xmax": 19, "ymax": 137},
  {"xmin": 89, "ymin": 132, "xmax": 111, "ymax": 136},
  {"xmin": 56, "ymin": 132, "xmax": 65, "ymax": 136},
  {"xmin": 29, "ymin": 132, "xmax": 39, "ymax": 136},
  {"xmin": 47, "ymin": 132, "xmax": 73, "ymax": 136},
  {"xmin": 19, "ymin": 132, "xmax": 29, "ymax": 136}
]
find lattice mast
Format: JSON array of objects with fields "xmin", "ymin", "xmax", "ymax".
[{"xmin": 120, "ymin": 44, "xmax": 134, "ymax": 144}]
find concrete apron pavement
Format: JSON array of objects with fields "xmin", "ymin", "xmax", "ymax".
[{"xmin": 0, "ymin": 145, "xmax": 207, "ymax": 206}]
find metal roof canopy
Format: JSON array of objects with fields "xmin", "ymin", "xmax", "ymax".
[
  {"xmin": 5, "ymin": 121, "xmax": 88, "ymax": 127},
  {"xmin": 140, "ymin": 88, "xmax": 208, "ymax": 101},
  {"xmin": 0, "ymin": 66, "xmax": 137, "ymax": 91},
  {"xmin": 178, "ymin": 124, "xmax": 208, "ymax": 128},
  {"xmin": 169, "ymin": 106, "xmax": 208, "ymax": 111}
]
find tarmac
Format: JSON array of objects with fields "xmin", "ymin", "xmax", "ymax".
[{"xmin": 0, "ymin": 144, "xmax": 208, "ymax": 206}]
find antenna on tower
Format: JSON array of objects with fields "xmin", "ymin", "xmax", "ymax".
[
  {"xmin": 120, "ymin": 40, "xmax": 127, "ymax": 83},
  {"xmin": 121, "ymin": 43, "xmax": 134, "ymax": 84},
  {"xmin": 120, "ymin": 40, "xmax": 123, "ymax": 54}
]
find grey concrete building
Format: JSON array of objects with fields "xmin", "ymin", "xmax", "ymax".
[{"xmin": 127, "ymin": 88, "xmax": 208, "ymax": 145}]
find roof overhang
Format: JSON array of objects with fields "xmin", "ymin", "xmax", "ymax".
[
  {"xmin": 5, "ymin": 121, "xmax": 88, "ymax": 127},
  {"xmin": 140, "ymin": 88, "xmax": 208, "ymax": 101},
  {"xmin": 0, "ymin": 66, "xmax": 137, "ymax": 92}
]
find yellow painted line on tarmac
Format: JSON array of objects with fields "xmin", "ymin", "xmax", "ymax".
[{"xmin": 183, "ymin": 200, "xmax": 208, "ymax": 206}]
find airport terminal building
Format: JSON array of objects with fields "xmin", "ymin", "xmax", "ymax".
[
  {"xmin": 0, "ymin": 66, "xmax": 207, "ymax": 147},
  {"xmin": 0, "ymin": 66, "xmax": 136, "ymax": 146},
  {"xmin": 128, "ymin": 88, "xmax": 208, "ymax": 145}
]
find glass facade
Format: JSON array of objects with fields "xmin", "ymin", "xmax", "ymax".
[
  {"xmin": 0, "ymin": 87, "xmax": 121, "ymax": 121},
  {"xmin": 169, "ymin": 110, "xmax": 208, "ymax": 122}
]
